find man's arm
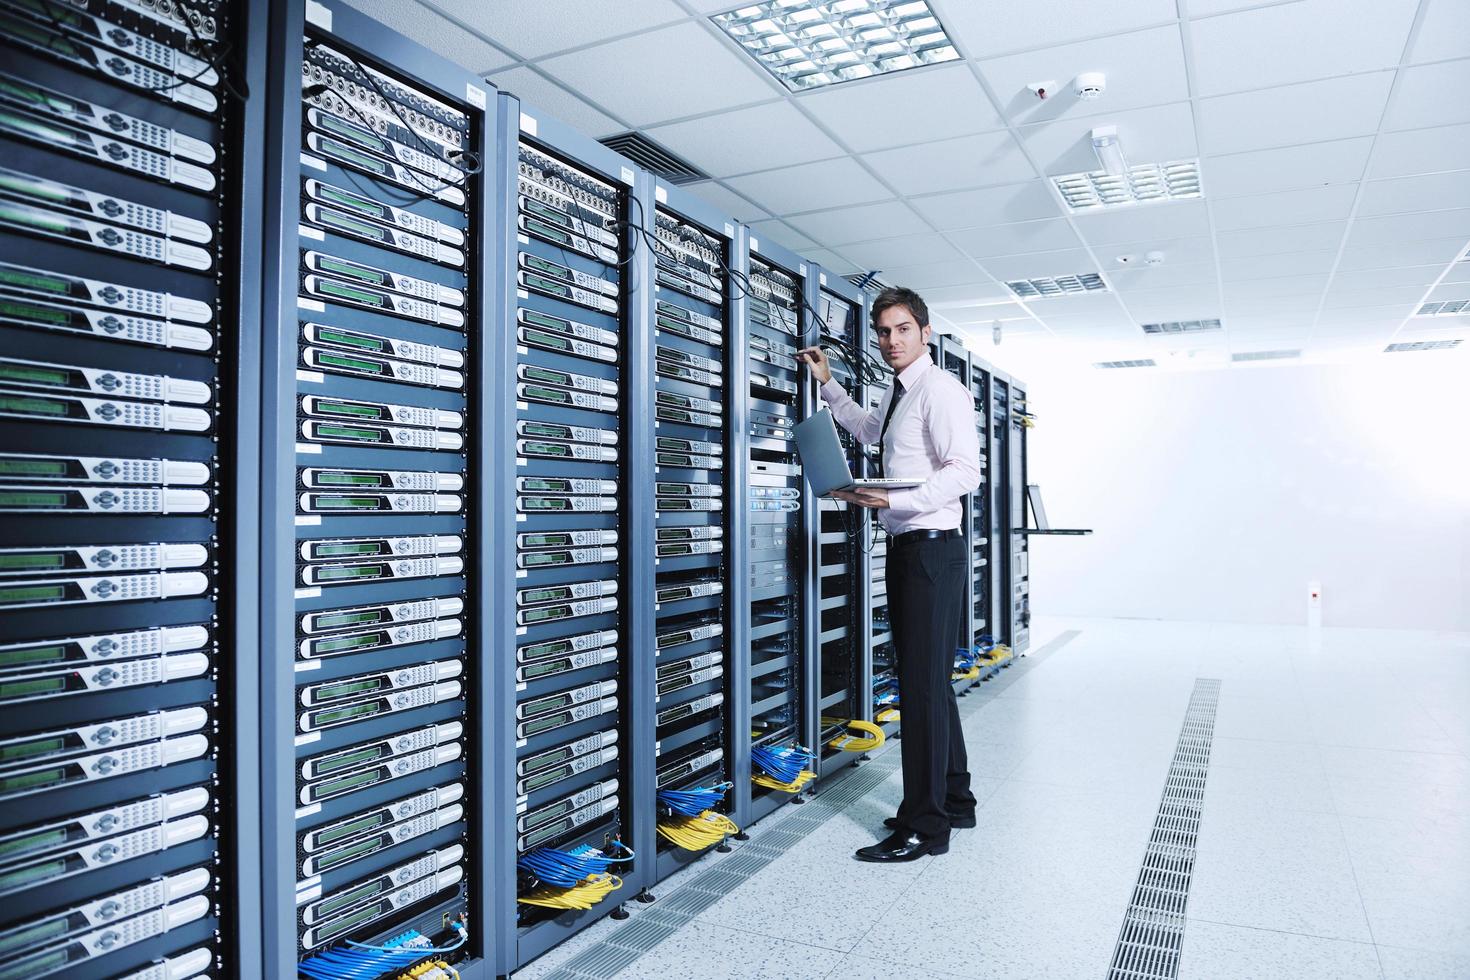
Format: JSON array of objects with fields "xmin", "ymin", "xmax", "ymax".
[
  {"xmin": 797, "ymin": 346, "xmax": 883, "ymax": 444},
  {"xmin": 884, "ymin": 377, "xmax": 981, "ymax": 515}
]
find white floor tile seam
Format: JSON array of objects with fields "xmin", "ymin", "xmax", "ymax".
[{"xmin": 1185, "ymin": 915, "xmax": 1384, "ymax": 948}]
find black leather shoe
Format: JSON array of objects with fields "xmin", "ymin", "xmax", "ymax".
[
  {"xmin": 855, "ymin": 830, "xmax": 949, "ymax": 863},
  {"xmin": 883, "ymin": 811, "xmax": 976, "ymax": 830}
]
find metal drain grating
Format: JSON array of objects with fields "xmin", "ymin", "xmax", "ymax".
[{"xmin": 1107, "ymin": 677, "xmax": 1220, "ymax": 980}]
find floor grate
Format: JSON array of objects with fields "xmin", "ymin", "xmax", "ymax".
[{"xmin": 1107, "ymin": 678, "xmax": 1221, "ymax": 980}]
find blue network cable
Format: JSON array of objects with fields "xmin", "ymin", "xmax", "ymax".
[
  {"xmin": 517, "ymin": 841, "xmax": 633, "ymax": 888},
  {"xmin": 297, "ymin": 925, "xmax": 467, "ymax": 980},
  {"xmin": 656, "ymin": 780, "xmax": 732, "ymax": 817},
  {"xmin": 750, "ymin": 744, "xmax": 814, "ymax": 785}
]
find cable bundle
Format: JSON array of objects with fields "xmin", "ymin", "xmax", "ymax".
[
  {"xmin": 517, "ymin": 842, "xmax": 633, "ymax": 888},
  {"xmin": 518, "ymin": 873, "xmax": 623, "ymax": 910},
  {"xmin": 751, "ymin": 744, "xmax": 815, "ymax": 793},
  {"xmin": 823, "ymin": 717, "xmax": 886, "ymax": 752},
  {"xmin": 656, "ymin": 810, "xmax": 740, "ymax": 851},
  {"xmin": 297, "ymin": 927, "xmax": 467, "ymax": 980},
  {"xmin": 398, "ymin": 962, "xmax": 460, "ymax": 980},
  {"xmin": 875, "ymin": 707, "xmax": 901, "ymax": 723},
  {"xmin": 657, "ymin": 780, "xmax": 733, "ymax": 817}
]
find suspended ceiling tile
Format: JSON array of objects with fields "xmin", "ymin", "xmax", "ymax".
[
  {"xmin": 1188, "ymin": 0, "xmax": 1417, "ymax": 96},
  {"xmin": 1222, "ymin": 275, "xmax": 1331, "ymax": 303},
  {"xmin": 537, "ymin": 22, "xmax": 775, "ymax": 129},
  {"xmin": 951, "ymin": 218, "xmax": 1084, "ymax": 258},
  {"xmin": 863, "ymin": 132, "xmax": 1038, "ymax": 196},
  {"xmin": 726, "ymin": 157, "xmax": 892, "ymax": 214},
  {"xmin": 747, "ymin": 219, "xmax": 819, "ymax": 254},
  {"xmin": 1336, "ymin": 236, "xmax": 1468, "ymax": 272},
  {"xmin": 841, "ymin": 234, "xmax": 965, "ymax": 271},
  {"xmin": 1204, "ymin": 138, "xmax": 1374, "ymax": 197},
  {"xmin": 876, "ymin": 258, "xmax": 992, "ymax": 290},
  {"xmin": 1219, "ymin": 250, "xmax": 1340, "ymax": 281},
  {"xmin": 1383, "ymin": 59, "xmax": 1470, "ymax": 132},
  {"xmin": 487, "ymin": 66, "xmax": 623, "ymax": 139},
  {"xmin": 1197, "ymin": 73, "xmax": 1393, "ymax": 155},
  {"xmin": 1366, "ymin": 123, "xmax": 1470, "ymax": 179},
  {"xmin": 976, "ymin": 26, "xmax": 1188, "ymax": 126},
  {"xmin": 1345, "ymin": 208, "xmax": 1470, "ymax": 247},
  {"xmin": 934, "ymin": 0, "xmax": 1178, "ymax": 59},
  {"xmin": 430, "ymin": 0, "xmax": 686, "ymax": 60},
  {"xmin": 1109, "ymin": 260, "xmax": 1219, "ymax": 292},
  {"xmin": 645, "ymin": 101, "xmax": 844, "ymax": 178},
  {"xmin": 685, "ymin": 181, "xmax": 771, "ymax": 222},
  {"xmin": 1405, "ymin": 0, "xmax": 1470, "ymax": 64},
  {"xmin": 786, "ymin": 201, "xmax": 933, "ymax": 247},
  {"xmin": 1332, "ymin": 264, "xmax": 1445, "ymax": 291},
  {"xmin": 794, "ymin": 63, "xmax": 1006, "ymax": 153},
  {"xmin": 1356, "ymin": 171, "xmax": 1470, "ymax": 216},
  {"xmin": 1071, "ymin": 200, "xmax": 1212, "ymax": 246},
  {"xmin": 1215, "ymin": 221, "xmax": 1347, "ymax": 259},
  {"xmin": 341, "ymin": 0, "xmax": 515, "ymax": 73},
  {"xmin": 980, "ymin": 247, "xmax": 1103, "ymax": 282},
  {"xmin": 907, "ymin": 180, "xmax": 1063, "ymax": 231},
  {"xmin": 1211, "ymin": 185, "xmax": 1360, "ymax": 232},
  {"xmin": 1019, "ymin": 101, "xmax": 1197, "ymax": 175},
  {"xmin": 1321, "ymin": 284, "xmax": 1427, "ymax": 310}
]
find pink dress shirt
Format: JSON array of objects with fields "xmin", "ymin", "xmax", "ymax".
[{"xmin": 819, "ymin": 353, "xmax": 982, "ymax": 536}]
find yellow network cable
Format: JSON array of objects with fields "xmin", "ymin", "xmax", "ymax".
[
  {"xmin": 397, "ymin": 963, "xmax": 460, "ymax": 980},
  {"xmin": 952, "ymin": 665, "xmax": 980, "ymax": 681},
  {"xmin": 517, "ymin": 873, "xmax": 623, "ymax": 910},
  {"xmin": 752, "ymin": 768, "xmax": 815, "ymax": 793},
  {"xmin": 823, "ymin": 717, "xmax": 885, "ymax": 752},
  {"xmin": 875, "ymin": 707, "xmax": 900, "ymax": 723},
  {"xmin": 656, "ymin": 810, "xmax": 740, "ymax": 851}
]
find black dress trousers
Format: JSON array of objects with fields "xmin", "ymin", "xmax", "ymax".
[{"xmin": 887, "ymin": 534, "xmax": 976, "ymax": 839}]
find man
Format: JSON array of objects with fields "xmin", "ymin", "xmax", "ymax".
[{"xmin": 798, "ymin": 286, "xmax": 981, "ymax": 863}]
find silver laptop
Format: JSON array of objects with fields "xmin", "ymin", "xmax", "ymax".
[{"xmin": 793, "ymin": 409, "xmax": 926, "ymax": 496}]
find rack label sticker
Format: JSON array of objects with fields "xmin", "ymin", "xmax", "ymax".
[
  {"xmin": 516, "ymin": 738, "xmax": 526, "ymax": 747},
  {"xmin": 520, "ymin": 112, "xmax": 538, "ymax": 136},
  {"xmin": 516, "ymin": 627, "xmax": 527, "ymax": 636},
  {"xmin": 296, "ymin": 803, "xmax": 322, "ymax": 819},
  {"xmin": 296, "ymin": 370, "xmax": 325, "ymax": 384},
  {"xmin": 466, "ymin": 84, "xmax": 486, "ymax": 109},
  {"xmin": 296, "ymin": 442, "xmax": 323, "ymax": 455},
  {"xmin": 620, "ymin": 167, "xmax": 635, "ymax": 186},
  {"xmin": 750, "ymin": 237, "xmax": 760, "ymax": 252},
  {"xmin": 305, "ymin": 0, "xmax": 332, "ymax": 30},
  {"xmin": 295, "ymin": 515, "xmax": 322, "ymax": 526},
  {"xmin": 299, "ymin": 152, "xmax": 327, "ymax": 172},
  {"xmin": 516, "ymin": 569, "xmax": 527, "ymax": 578},
  {"xmin": 296, "ymin": 883, "xmax": 322, "ymax": 905},
  {"xmin": 297, "ymin": 298, "xmax": 325, "ymax": 312},
  {"xmin": 725, "ymin": 223, "xmax": 734, "ymax": 239},
  {"xmin": 819, "ymin": 273, "xmax": 827, "ymax": 285},
  {"xmin": 516, "ymin": 401, "xmax": 529, "ymax": 410},
  {"xmin": 299, "ymin": 225, "xmax": 325, "ymax": 241},
  {"xmin": 295, "ymin": 660, "xmax": 322, "ymax": 673},
  {"xmin": 800, "ymin": 264, "xmax": 808, "ymax": 276},
  {"xmin": 516, "ymin": 346, "xmax": 529, "ymax": 356},
  {"xmin": 655, "ymin": 185, "xmax": 668, "ymax": 204},
  {"xmin": 517, "ymin": 234, "xmax": 530, "ymax": 245},
  {"xmin": 295, "ymin": 587, "xmax": 322, "ymax": 599},
  {"xmin": 295, "ymin": 732, "xmax": 321, "ymax": 746},
  {"xmin": 517, "ymin": 290, "xmax": 529, "ymax": 300}
]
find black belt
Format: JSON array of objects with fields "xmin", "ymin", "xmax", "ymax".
[{"xmin": 890, "ymin": 528, "xmax": 961, "ymax": 546}]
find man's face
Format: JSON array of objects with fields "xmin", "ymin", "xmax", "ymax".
[{"xmin": 874, "ymin": 303, "xmax": 930, "ymax": 374}]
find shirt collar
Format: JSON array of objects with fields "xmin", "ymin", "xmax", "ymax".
[{"xmin": 896, "ymin": 352, "xmax": 934, "ymax": 391}]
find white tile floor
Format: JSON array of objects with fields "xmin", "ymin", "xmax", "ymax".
[{"xmin": 514, "ymin": 616, "xmax": 1470, "ymax": 979}]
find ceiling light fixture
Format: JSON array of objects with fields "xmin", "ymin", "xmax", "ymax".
[
  {"xmin": 711, "ymin": 0, "xmax": 960, "ymax": 92},
  {"xmin": 1140, "ymin": 318, "xmax": 1221, "ymax": 334},
  {"xmin": 1231, "ymin": 349, "xmax": 1300, "ymax": 362},
  {"xmin": 1090, "ymin": 126, "xmax": 1127, "ymax": 175},
  {"xmin": 1384, "ymin": 339, "xmax": 1463, "ymax": 352},
  {"xmin": 1416, "ymin": 300, "xmax": 1469, "ymax": 316},
  {"xmin": 1094, "ymin": 359, "xmax": 1156, "ymax": 369},
  {"xmin": 1004, "ymin": 273, "xmax": 1109, "ymax": 298},
  {"xmin": 1053, "ymin": 159, "xmax": 1203, "ymax": 212}
]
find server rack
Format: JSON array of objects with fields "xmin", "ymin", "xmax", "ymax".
[
  {"xmin": 492, "ymin": 98, "xmax": 651, "ymax": 972},
  {"xmin": 1008, "ymin": 382, "xmax": 1031, "ymax": 655},
  {"xmin": 857, "ymin": 300, "xmax": 898, "ymax": 740},
  {"xmin": 933, "ymin": 336, "xmax": 977, "ymax": 696},
  {"xmin": 812, "ymin": 273, "xmax": 866, "ymax": 780},
  {"xmin": 0, "ymin": 0, "xmax": 262, "ymax": 976},
  {"xmin": 743, "ymin": 235, "xmax": 815, "ymax": 824},
  {"xmin": 966, "ymin": 356, "xmax": 996, "ymax": 675},
  {"xmin": 257, "ymin": 2, "xmax": 491, "ymax": 974},
  {"xmin": 647, "ymin": 183, "xmax": 742, "ymax": 882}
]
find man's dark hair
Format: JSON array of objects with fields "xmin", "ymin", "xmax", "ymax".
[{"xmin": 869, "ymin": 286, "xmax": 930, "ymax": 331}]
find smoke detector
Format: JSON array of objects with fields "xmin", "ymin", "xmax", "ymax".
[
  {"xmin": 1075, "ymin": 72, "xmax": 1106, "ymax": 99},
  {"xmin": 1145, "ymin": 251, "xmax": 1165, "ymax": 266}
]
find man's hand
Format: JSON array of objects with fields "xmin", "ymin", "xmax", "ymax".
[
  {"xmin": 832, "ymin": 488, "xmax": 889, "ymax": 509},
  {"xmin": 796, "ymin": 346, "xmax": 832, "ymax": 385}
]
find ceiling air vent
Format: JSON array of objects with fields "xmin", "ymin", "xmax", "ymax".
[
  {"xmin": 598, "ymin": 131, "xmax": 708, "ymax": 186},
  {"xmin": 846, "ymin": 272, "xmax": 893, "ymax": 293},
  {"xmin": 1416, "ymin": 300, "xmax": 1469, "ymax": 316},
  {"xmin": 1141, "ymin": 318, "xmax": 1222, "ymax": 334},
  {"xmin": 1005, "ymin": 274, "xmax": 1108, "ymax": 298},
  {"xmin": 1232, "ymin": 349, "xmax": 1300, "ymax": 362},
  {"xmin": 1094, "ymin": 359, "xmax": 1156, "ymax": 369},
  {"xmin": 1385, "ymin": 339, "xmax": 1463, "ymax": 352}
]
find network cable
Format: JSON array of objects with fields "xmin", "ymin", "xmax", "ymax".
[
  {"xmin": 656, "ymin": 780, "xmax": 733, "ymax": 817},
  {"xmin": 518, "ymin": 872, "xmax": 623, "ymax": 910},
  {"xmin": 822, "ymin": 717, "xmax": 886, "ymax": 752},
  {"xmin": 751, "ymin": 743, "xmax": 815, "ymax": 792},
  {"xmin": 656, "ymin": 809, "xmax": 740, "ymax": 851},
  {"xmin": 517, "ymin": 841, "xmax": 633, "ymax": 889},
  {"xmin": 297, "ymin": 924, "xmax": 467, "ymax": 980}
]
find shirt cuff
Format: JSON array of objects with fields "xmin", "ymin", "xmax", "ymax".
[
  {"xmin": 819, "ymin": 379, "xmax": 846, "ymax": 403},
  {"xmin": 883, "ymin": 488, "xmax": 918, "ymax": 514}
]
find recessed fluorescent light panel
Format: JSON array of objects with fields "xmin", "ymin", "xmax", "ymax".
[
  {"xmin": 1005, "ymin": 273, "xmax": 1108, "ymax": 298},
  {"xmin": 1231, "ymin": 349, "xmax": 1300, "ymax": 362},
  {"xmin": 1094, "ymin": 359, "xmax": 1156, "ymax": 369},
  {"xmin": 1140, "ymin": 318, "xmax": 1221, "ymax": 334},
  {"xmin": 1416, "ymin": 300, "xmax": 1469, "ymax": 316},
  {"xmin": 1053, "ymin": 160, "xmax": 1203, "ymax": 211},
  {"xmin": 1384, "ymin": 339, "xmax": 1462, "ymax": 352},
  {"xmin": 712, "ymin": 0, "xmax": 959, "ymax": 92}
]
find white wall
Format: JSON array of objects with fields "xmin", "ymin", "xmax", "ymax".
[{"xmin": 1001, "ymin": 357, "xmax": 1470, "ymax": 631}]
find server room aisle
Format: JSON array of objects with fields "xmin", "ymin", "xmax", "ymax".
[{"xmin": 514, "ymin": 617, "xmax": 1470, "ymax": 980}]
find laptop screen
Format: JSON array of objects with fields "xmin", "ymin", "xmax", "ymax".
[{"xmin": 1026, "ymin": 484, "xmax": 1050, "ymax": 531}]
